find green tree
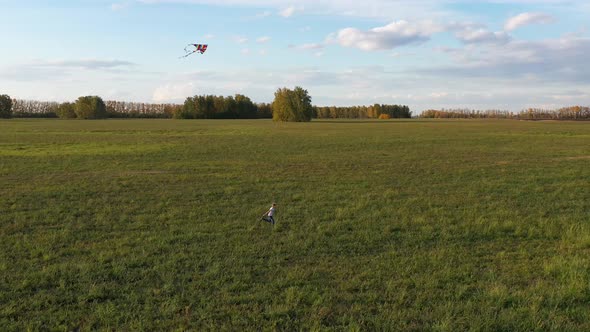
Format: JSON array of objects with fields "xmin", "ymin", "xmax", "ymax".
[
  {"xmin": 178, "ymin": 95, "xmax": 214, "ymax": 119},
  {"xmin": 177, "ymin": 97, "xmax": 196, "ymax": 119},
  {"xmin": 272, "ymin": 87, "xmax": 313, "ymax": 122},
  {"xmin": 56, "ymin": 102, "xmax": 76, "ymax": 119},
  {"xmin": 74, "ymin": 96, "xmax": 107, "ymax": 119},
  {"xmin": 203, "ymin": 95, "xmax": 216, "ymax": 119},
  {"xmin": 234, "ymin": 94, "xmax": 257, "ymax": 119},
  {"xmin": 0, "ymin": 94, "xmax": 13, "ymax": 119},
  {"xmin": 213, "ymin": 96, "xmax": 228, "ymax": 118},
  {"xmin": 223, "ymin": 96, "xmax": 237, "ymax": 118},
  {"xmin": 257, "ymin": 102, "xmax": 273, "ymax": 119}
]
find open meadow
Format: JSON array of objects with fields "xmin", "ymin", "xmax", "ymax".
[{"xmin": 1, "ymin": 119, "xmax": 589, "ymax": 331}]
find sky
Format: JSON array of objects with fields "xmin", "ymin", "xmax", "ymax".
[{"xmin": 1, "ymin": 0, "xmax": 590, "ymax": 112}]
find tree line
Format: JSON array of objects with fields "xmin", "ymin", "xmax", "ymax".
[
  {"xmin": 2, "ymin": 95, "xmax": 274, "ymax": 120},
  {"xmin": 4, "ymin": 92, "xmax": 590, "ymax": 121},
  {"xmin": 3, "ymin": 87, "xmax": 401, "ymax": 121},
  {"xmin": 10, "ymin": 99, "xmax": 59, "ymax": 118},
  {"xmin": 420, "ymin": 109, "xmax": 514, "ymax": 119},
  {"xmin": 519, "ymin": 107, "xmax": 590, "ymax": 120},
  {"xmin": 106, "ymin": 101, "xmax": 181, "ymax": 118},
  {"xmin": 175, "ymin": 94, "xmax": 271, "ymax": 119},
  {"xmin": 420, "ymin": 107, "xmax": 590, "ymax": 120},
  {"xmin": 314, "ymin": 104, "xmax": 412, "ymax": 119}
]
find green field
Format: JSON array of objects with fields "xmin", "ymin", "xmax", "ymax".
[{"xmin": 1, "ymin": 119, "xmax": 589, "ymax": 331}]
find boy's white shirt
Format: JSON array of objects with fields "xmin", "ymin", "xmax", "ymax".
[{"xmin": 268, "ymin": 206, "xmax": 275, "ymax": 216}]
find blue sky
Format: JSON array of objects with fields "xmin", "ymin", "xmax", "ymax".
[{"xmin": 1, "ymin": 0, "xmax": 590, "ymax": 111}]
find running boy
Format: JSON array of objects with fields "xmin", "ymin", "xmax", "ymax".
[{"xmin": 261, "ymin": 203, "xmax": 276, "ymax": 225}]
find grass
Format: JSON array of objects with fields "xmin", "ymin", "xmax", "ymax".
[{"xmin": 1, "ymin": 118, "xmax": 589, "ymax": 331}]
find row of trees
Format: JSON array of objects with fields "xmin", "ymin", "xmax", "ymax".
[
  {"xmin": 420, "ymin": 107, "xmax": 590, "ymax": 120},
  {"xmin": 106, "ymin": 101, "xmax": 182, "ymax": 118},
  {"xmin": 11, "ymin": 99, "xmax": 59, "ymax": 118},
  {"xmin": 176, "ymin": 94, "xmax": 269, "ymax": 119},
  {"xmin": 2, "ymin": 88, "xmax": 404, "ymax": 122},
  {"xmin": 314, "ymin": 104, "xmax": 412, "ymax": 119},
  {"xmin": 4, "ymin": 97, "xmax": 107, "ymax": 119},
  {"xmin": 420, "ymin": 109, "xmax": 514, "ymax": 119},
  {"xmin": 8, "ymin": 90, "xmax": 589, "ymax": 121},
  {"xmin": 519, "ymin": 107, "xmax": 590, "ymax": 120},
  {"xmin": 2, "ymin": 96, "xmax": 272, "ymax": 120},
  {"xmin": 0, "ymin": 88, "xmax": 310, "ymax": 121}
]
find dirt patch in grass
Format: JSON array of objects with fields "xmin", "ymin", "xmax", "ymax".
[{"xmin": 562, "ymin": 156, "xmax": 590, "ymax": 161}]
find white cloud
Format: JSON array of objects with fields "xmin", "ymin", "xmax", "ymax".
[
  {"xmin": 424, "ymin": 35, "xmax": 590, "ymax": 85},
  {"xmin": 279, "ymin": 5, "xmax": 302, "ymax": 18},
  {"xmin": 136, "ymin": 0, "xmax": 444, "ymax": 19},
  {"xmin": 0, "ymin": 58, "xmax": 156, "ymax": 102},
  {"xmin": 333, "ymin": 21, "xmax": 511, "ymax": 51},
  {"xmin": 505, "ymin": 12, "xmax": 555, "ymax": 31},
  {"xmin": 455, "ymin": 28, "xmax": 511, "ymax": 44},
  {"xmin": 233, "ymin": 36, "xmax": 248, "ymax": 44},
  {"xmin": 290, "ymin": 43, "xmax": 324, "ymax": 50},
  {"xmin": 41, "ymin": 59, "xmax": 136, "ymax": 69},
  {"xmin": 335, "ymin": 20, "xmax": 443, "ymax": 51},
  {"xmin": 256, "ymin": 36, "xmax": 271, "ymax": 43},
  {"xmin": 0, "ymin": 59, "xmax": 137, "ymax": 80},
  {"xmin": 110, "ymin": 2, "xmax": 129, "ymax": 11},
  {"xmin": 135, "ymin": 0, "xmax": 590, "ymax": 22},
  {"xmin": 430, "ymin": 92, "xmax": 449, "ymax": 98},
  {"xmin": 279, "ymin": 6, "xmax": 295, "ymax": 17},
  {"xmin": 153, "ymin": 82, "xmax": 195, "ymax": 102}
]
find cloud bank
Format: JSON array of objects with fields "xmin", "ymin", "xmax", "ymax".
[{"xmin": 505, "ymin": 12, "xmax": 555, "ymax": 31}]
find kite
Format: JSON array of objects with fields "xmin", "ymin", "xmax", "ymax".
[{"xmin": 180, "ymin": 44, "xmax": 208, "ymax": 58}]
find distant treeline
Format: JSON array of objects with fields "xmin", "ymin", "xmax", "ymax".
[
  {"xmin": 519, "ymin": 107, "xmax": 590, "ymax": 120},
  {"xmin": 12, "ymin": 100, "xmax": 59, "ymax": 118},
  {"xmin": 314, "ymin": 104, "xmax": 412, "ymax": 119},
  {"xmin": 8, "ymin": 97, "xmax": 269, "ymax": 119},
  {"xmin": 8, "ymin": 97, "xmax": 590, "ymax": 121},
  {"xmin": 174, "ymin": 94, "xmax": 272, "ymax": 119},
  {"xmin": 106, "ymin": 101, "xmax": 181, "ymax": 118},
  {"xmin": 421, "ymin": 107, "xmax": 590, "ymax": 120},
  {"xmin": 8, "ymin": 97, "xmax": 409, "ymax": 119}
]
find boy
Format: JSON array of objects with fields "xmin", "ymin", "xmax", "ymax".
[{"xmin": 261, "ymin": 203, "xmax": 276, "ymax": 225}]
